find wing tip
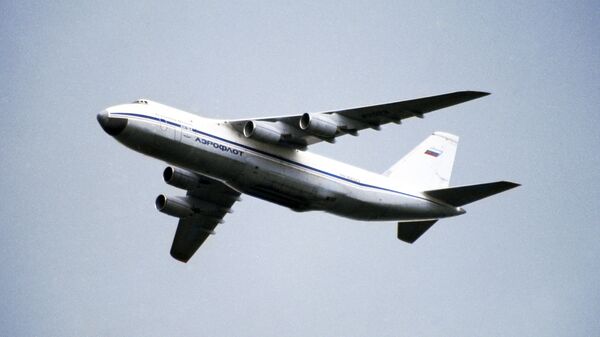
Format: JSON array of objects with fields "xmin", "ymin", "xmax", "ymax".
[{"xmin": 170, "ymin": 249, "xmax": 191, "ymax": 263}]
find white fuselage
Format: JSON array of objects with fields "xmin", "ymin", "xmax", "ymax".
[{"xmin": 101, "ymin": 101, "xmax": 462, "ymax": 221}]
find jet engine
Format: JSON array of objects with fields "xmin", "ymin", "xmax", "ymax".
[
  {"xmin": 163, "ymin": 166, "xmax": 200, "ymax": 190},
  {"xmin": 155, "ymin": 194, "xmax": 195, "ymax": 218},
  {"xmin": 299, "ymin": 113, "xmax": 338, "ymax": 138},
  {"xmin": 243, "ymin": 121, "xmax": 282, "ymax": 144},
  {"xmin": 155, "ymin": 194, "xmax": 230, "ymax": 219}
]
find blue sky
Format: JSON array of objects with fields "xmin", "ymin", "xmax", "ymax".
[{"xmin": 1, "ymin": 1, "xmax": 599, "ymax": 336}]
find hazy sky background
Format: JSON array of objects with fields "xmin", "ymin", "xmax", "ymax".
[{"xmin": 1, "ymin": 1, "xmax": 599, "ymax": 336}]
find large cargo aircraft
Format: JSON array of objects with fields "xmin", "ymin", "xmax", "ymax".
[{"xmin": 97, "ymin": 91, "xmax": 518, "ymax": 262}]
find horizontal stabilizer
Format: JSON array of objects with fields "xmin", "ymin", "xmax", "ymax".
[
  {"xmin": 397, "ymin": 220, "xmax": 438, "ymax": 243},
  {"xmin": 423, "ymin": 181, "xmax": 520, "ymax": 207}
]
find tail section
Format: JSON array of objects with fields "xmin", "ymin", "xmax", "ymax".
[
  {"xmin": 384, "ymin": 132, "xmax": 458, "ymax": 190},
  {"xmin": 396, "ymin": 182, "xmax": 519, "ymax": 244},
  {"xmin": 384, "ymin": 132, "xmax": 520, "ymax": 244},
  {"xmin": 423, "ymin": 181, "xmax": 520, "ymax": 207}
]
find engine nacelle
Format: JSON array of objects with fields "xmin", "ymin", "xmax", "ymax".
[
  {"xmin": 155, "ymin": 194, "xmax": 194, "ymax": 218},
  {"xmin": 163, "ymin": 166, "xmax": 200, "ymax": 190},
  {"xmin": 299, "ymin": 113, "xmax": 338, "ymax": 138},
  {"xmin": 243, "ymin": 121, "xmax": 282, "ymax": 144},
  {"xmin": 155, "ymin": 194, "xmax": 229, "ymax": 219}
]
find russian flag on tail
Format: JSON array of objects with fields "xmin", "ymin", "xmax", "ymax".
[{"xmin": 424, "ymin": 148, "xmax": 442, "ymax": 157}]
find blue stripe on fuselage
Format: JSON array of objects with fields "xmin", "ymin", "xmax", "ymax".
[{"xmin": 111, "ymin": 112, "xmax": 443, "ymax": 206}]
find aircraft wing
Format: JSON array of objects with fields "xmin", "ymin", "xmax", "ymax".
[
  {"xmin": 169, "ymin": 175, "xmax": 240, "ymax": 263},
  {"xmin": 228, "ymin": 91, "xmax": 489, "ymax": 149}
]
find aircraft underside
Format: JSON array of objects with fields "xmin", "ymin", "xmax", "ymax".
[{"xmin": 97, "ymin": 91, "xmax": 518, "ymax": 262}]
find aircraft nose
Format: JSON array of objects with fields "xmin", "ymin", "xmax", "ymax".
[{"xmin": 97, "ymin": 110, "xmax": 127, "ymax": 136}]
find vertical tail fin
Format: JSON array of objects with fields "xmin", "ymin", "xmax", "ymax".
[{"xmin": 383, "ymin": 132, "xmax": 458, "ymax": 190}]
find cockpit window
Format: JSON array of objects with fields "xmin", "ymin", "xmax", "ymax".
[{"xmin": 133, "ymin": 99, "xmax": 149, "ymax": 104}]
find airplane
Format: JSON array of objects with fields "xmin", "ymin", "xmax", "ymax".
[{"xmin": 97, "ymin": 91, "xmax": 519, "ymax": 263}]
